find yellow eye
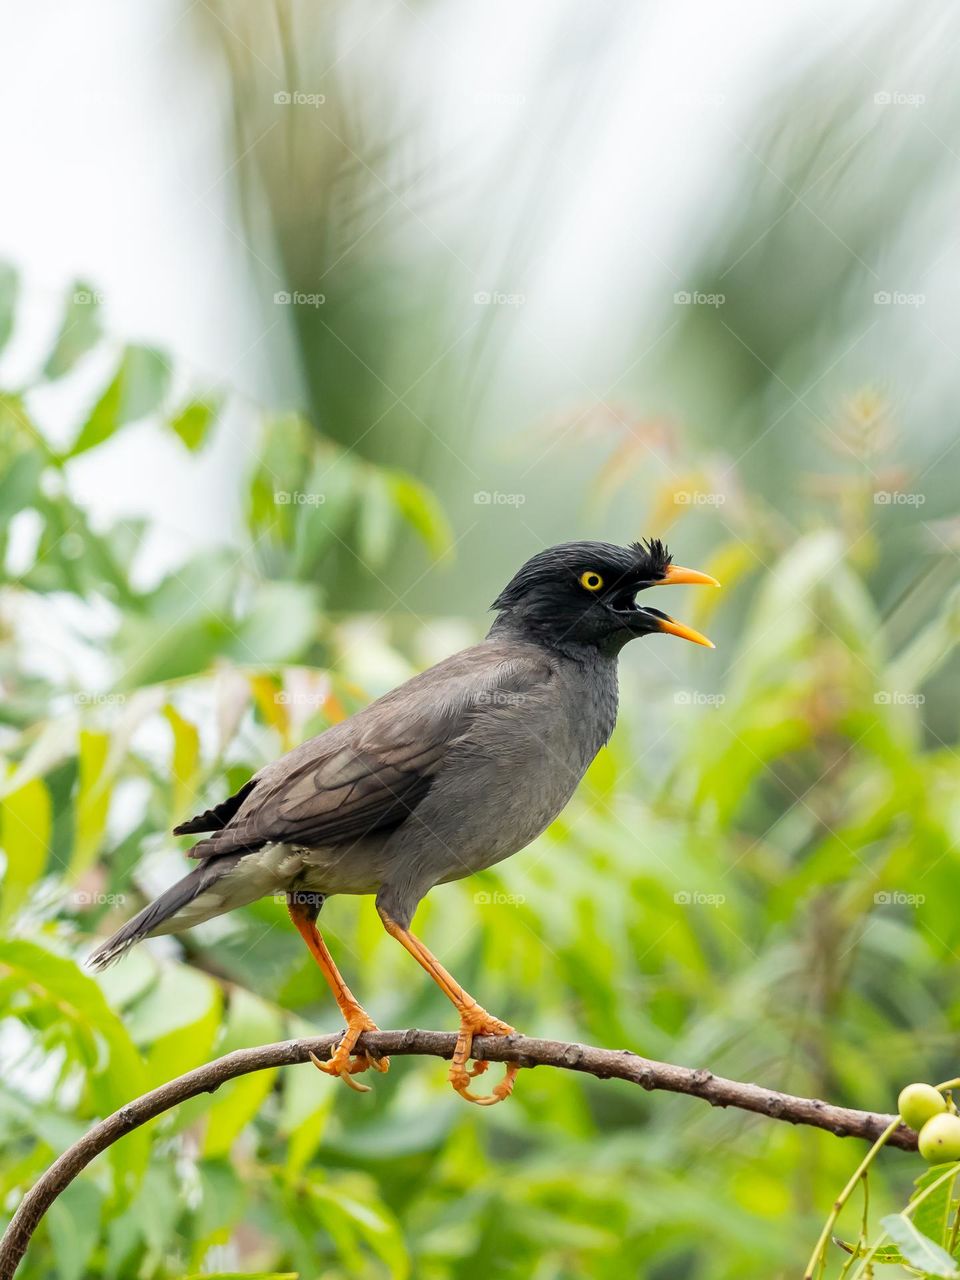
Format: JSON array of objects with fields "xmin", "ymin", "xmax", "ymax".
[{"xmin": 580, "ymin": 570, "xmax": 604, "ymax": 591}]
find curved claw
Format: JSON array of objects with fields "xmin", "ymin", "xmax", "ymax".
[
  {"xmin": 453, "ymin": 1061, "xmax": 519, "ymax": 1106},
  {"xmin": 348, "ymin": 1051, "xmax": 390, "ymax": 1078},
  {"xmin": 449, "ymin": 1008, "xmax": 520, "ymax": 1106},
  {"xmin": 337, "ymin": 1062, "xmax": 372, "ymax": 1092},
  {"xmin": 309, "ymin": 1020, "xmax": 389, "ymax": 1093},
  {"xmin": 309, "ymin": 1048, "xmax": 369, "ymax": 1090}
]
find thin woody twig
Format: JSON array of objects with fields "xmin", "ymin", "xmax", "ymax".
[{"xmin": 0, "ymin": 1029, "xmax": 917, "ymax": 1279}]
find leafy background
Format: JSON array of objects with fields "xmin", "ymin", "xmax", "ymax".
[{"xmin": 2, "ymin": 2, "xmax": 960, "ymax": 1276}]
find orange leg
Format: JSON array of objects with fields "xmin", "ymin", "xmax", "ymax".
[
  {"xmin": 377, "ymin": 907, "xmax": 519, "ymax": 1106},
  {"xmin": 287, "ymin": 894, "xmax": 388, "ymax": 1092}
]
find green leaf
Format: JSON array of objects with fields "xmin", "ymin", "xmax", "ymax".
[
  {"xmin": 289, "ymin": 447, "xmax": 358, "ymax": 574},
  {"xmin": 357, "ymin": 467, "xmax": 396, "ymax": 566},
  {"xmin": 203, "ymin": 989, "xmax": 281, "ymax": 1157},
  {"xmin": 103, "ymin": 1205, "xmax": 144, "ymax": 1280},
  {"xmin": 191, "ymin": 1158, "xmax": 246, "ymax": 1255},
  {"xmin": 71, "ymin": 345, "xmax": 171, "ymax": 455},
  {"xmin": 123, "ymin": 962, "xmax": 221, "ymax": 1046},
  {"xmin": 229, "ymin": 581, "xmax": 319, "ymax": 665},
  {"xmin": 0, "ymin": 262, "xmax": 17, "ymax": 354},
  {"xmin": 181, "ymin": 1273, "xmax": 298, "ymax": 1279},
  {"xmin": 1, "ymin": 717, "xmax": 76, "ymax": 796},
  {"xmin": 890, "ymin": 583, "xmax": 960, "ymax": 694},
  {"xmin": 0, "ymin": 448, "xmax": 44, "ymax": 527},
  {"xmin": 912, "ymin": 1164, "xmax": 958, "ymax": 1249},
  {"xmin": 47, "ymin": 1179, "xmax": 102, "ymax": 1280},
  {"xmin": 169, "ymin": 394, "xmax": 221, "ymax": 451},
  {"xmin": 0, "ymin": 940, "xmax": 148, "ymax": 1193},
  {"xmin": 880, "ymin": 1214, "xmax": 960, "ymax": 1277},
  {"xmin": 43, "ymin": 283, "xmax": 103, "ymax": 378},
  {"xmin": 163, "ymin": 706, "xmax": 200, "ymax": 825},
  {"xmin": 280, "ymin": 1048, "xmax": 334, "ymax": 1178},
  {"xmin": 1, "ymin": 774, "xmax": 52, "ymax": 922},
  {"xmin": 126, "ymin": 963, "xmax": 222, "ymax": 1086},
  {"xmin": 835, "ymin": 1240, "xmax": 910, "ymax": 1263},
  {"xmin": 309, "ymin": 1185, "xmax": 410, "ymax": 1280},
  {"xmin": 71, "ymin": 730, "xmax": 111, "ymax": 878},
  {"xmin": 204, "ymin": 1063, "xmax": 278, "ymax": 1158},
  {"xmin": 121, "ymin": 1164, "xmax": 183, "ymax": 1261},
  {"xmin": 387, "ymin": 470, "xmax": 453, "ymax": 559},
  {"xmin": 94, "ymin": 943, "xmax": 158, "ymax": 1011}
]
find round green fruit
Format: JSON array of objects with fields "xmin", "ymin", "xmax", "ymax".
[
  {"xmin": 918, "ymin": 1113, "xmax": 960, "ymax": 1163},
  {"xmin": 899, "ymin": 1083, "xmax": 948, "ymax": 1132}
]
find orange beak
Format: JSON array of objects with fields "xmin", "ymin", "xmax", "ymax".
[
  {"xmin": 658, "ymin": 564, "xmax": 720, "ymax": 588},
  {"xmin": 656, "ymin": 616, "xmax": 716, "ymax": 649},
  {"xmin": 650, "ymin": 564, "xmax": 718, "ymax": 647}
]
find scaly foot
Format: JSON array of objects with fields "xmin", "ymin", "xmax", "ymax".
[
  {"xmin": 309, "ymin": 1010, "xmax": 390, "ymax": 1093},
  {"xmin": 450, "ymin": 1004, "xmax": 519, "ymax": 1106}
]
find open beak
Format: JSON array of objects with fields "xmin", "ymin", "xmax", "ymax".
[
  {"xmin": 656, "ymin": 615, "xmax": 715, "ymax": 649},
  {"xmin": 611, "ymin": 561, "xmax": 719, "ymax": 647},
  {"xmin": 657, "ymin": 564, "xmax": 720, "ymax": 588},
  {"xmin": 648, "ymin": 564, "xmax": 718, "ymax": 647}
]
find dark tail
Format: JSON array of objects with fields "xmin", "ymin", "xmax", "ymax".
[
  {"xmin": 88, "ymin": 857, "xmax": 237, "ymax": 970},
  {"xmin": 173, "ymin": 780, "xmax": 256, "ymax": 836}
]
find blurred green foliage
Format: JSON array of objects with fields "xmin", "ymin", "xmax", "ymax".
[{"xmin": 1, "ymin": 252, "xmax": 960, "ymax": 1280}]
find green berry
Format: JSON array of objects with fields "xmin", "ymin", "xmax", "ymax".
[
  {"xmin": 899, "ymin": 1083, "xmax": 948, "ymax": 1132},
  {"xmin": 918, "ymin": 1113, "xmax": 960, "ymax": 1163}
]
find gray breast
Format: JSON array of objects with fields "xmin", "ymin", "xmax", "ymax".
[{"xmin": 386, "ymin": 652, "xmax": 620, "ymax": 891}]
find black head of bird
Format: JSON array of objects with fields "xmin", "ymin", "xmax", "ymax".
[
  {"xmin": 90, "ymin": 536, "xmax": 718, "ymax": 1107},
  {"xmin": 489, "ymin": 538, "xmax": 718, "ymax": 653}
]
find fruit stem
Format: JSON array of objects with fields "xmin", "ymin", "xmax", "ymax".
[
  {"xmin": 845, "ymin": 1162, "xmax": 960, "ymax": 1279},
  {"xmin": 802, "ymin": 1117, "xmax": 901, "ymax": 1280},
  {"xmin": 837, "ymin": 1171, "xmax": 869, "ymax": 1279},
  {"xmin": 949, "ymin": 1179, "xmax": 960, "ymax": 1256}
]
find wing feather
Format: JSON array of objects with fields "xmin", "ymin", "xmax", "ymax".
[{"xmin": 183, "ymin": 644, "xmax": 552, "ymax": 860}]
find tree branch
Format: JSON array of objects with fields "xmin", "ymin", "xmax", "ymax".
[{"xmin": 0, "ymin": 1028, "xmax": 917, "ymax": 1279}]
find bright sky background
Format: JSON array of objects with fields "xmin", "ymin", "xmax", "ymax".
[{"xmin": 0, "ymin": 0, "xmax": 895, "ymax": 578}]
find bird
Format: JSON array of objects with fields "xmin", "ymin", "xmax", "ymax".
[{"xmin": 90, "ymin": 539, "xmax": 718, "ymax": 1105}]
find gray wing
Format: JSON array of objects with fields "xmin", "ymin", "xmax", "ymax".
[{"xmin": 181, "ymin": 641, "xmax": 553, "ymax": 860}]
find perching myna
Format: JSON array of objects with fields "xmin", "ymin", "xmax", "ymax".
[{"xmin": 91, "ymin": 540, "xmax": 717, "ymax": 1104}]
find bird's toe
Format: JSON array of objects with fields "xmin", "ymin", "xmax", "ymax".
[
  {"xmin": 309, "ymin": 1012, "xmax": 387, "ymax": 1092},
  {"xmin": 451, "ymin": 1061, "xmax": 519, "ymax": 1106},
  {"xmin": 448, "ymin": 1006, "xmax": 520, "ymax": 1105}
]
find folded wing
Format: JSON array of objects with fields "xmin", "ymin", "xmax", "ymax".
[{"xmin": 177, "ymin": 645, "xmax": 553, "ymax": 860}]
